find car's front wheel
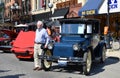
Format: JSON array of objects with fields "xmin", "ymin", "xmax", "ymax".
[
  {"xmin": 41, "ymin": 50, "xmax": 52, "ymax": 71},
  {"xmin": 83, "ymin": 50, "xmax": 92, "ymax": 75}
]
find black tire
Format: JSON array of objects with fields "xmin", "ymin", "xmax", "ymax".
[
  {"xmin": 100, "ymin": 46, "xmax": 106, "ymax": 63},
  {"xmin": 83, "ymin": 50, "xmax": 92, "ymax": 75},
  {"xmin": 41, "ymin": 50, "xmax": 52, "ymax": 71}
]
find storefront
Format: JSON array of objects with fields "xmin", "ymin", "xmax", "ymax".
[
  {"xmin": 99, "ymin": 0, "xmax": 120, "ymax": 36},
  {"xmin": 78, "ymin": 0, "xmax": 104, "ymax": 16},
  {"xmin": 78, "ymin": 0, "xmax": 120, "ymax": 36},
  {"xmin": 78, "ymin": 0, "xmax": 105, "ymax": 33}
]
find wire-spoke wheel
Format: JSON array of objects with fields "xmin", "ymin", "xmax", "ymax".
[
  {"xmin": 83, "ymin": 50, "xmax": 92, "ymax": 75},
  {"xmin": 41, "ymin": 50, "xmax": 52, "ymax": 71}
]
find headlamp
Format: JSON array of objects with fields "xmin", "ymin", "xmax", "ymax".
[
  {"xmin": 73, "ymin": 44, "xmax": 80, "ymax": 51},
  {"xmin": 48, "ymin": 43, "xmax": 54, "ymax": 50}
]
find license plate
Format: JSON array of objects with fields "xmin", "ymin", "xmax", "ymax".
[
  {"xmin": 58, "ymin": 60, "xmax": 67, "ymax": 66},
  {"xmin": 59, "ymin": 57, "xmax": 67, "ymax": 60}
]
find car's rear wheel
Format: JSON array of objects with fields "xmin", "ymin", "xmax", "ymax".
[
  {"xmin": 100, "ymin": 46, "xmax": 106, "ymax": 63},
  {"xmin": 83, "ymin": 50, "xmax": 92, "ymax": 75},
  {"xmin": 41, "ymin": 50, "xmax": 52, "ymax": 71}
]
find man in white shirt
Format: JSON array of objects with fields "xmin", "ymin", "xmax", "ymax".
[{"xmin": 33, "ymin": 21, "xmax": 50, "ymax": 71}]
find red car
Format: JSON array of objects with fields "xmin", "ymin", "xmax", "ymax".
[
  {"xmin": 11, "ymin": 24, "xmax": 36, "ymax": 59},
  {"xmin": 0, "ymin": 29, "xmax": 17, "ymax": 52}
]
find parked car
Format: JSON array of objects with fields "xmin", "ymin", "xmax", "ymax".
[
  {"xmin": 11, "ymin": 24, "xmax": 36, "ymax": 60},
  {"xmin": 0, "ymin": 29, "xmax": 17, "ymax": 52},
  {"xmin": 14, "ymin": 24, "xmax": 29, "ymax": 33},
  {"xmin": 40, "ymin": 18, "xmax": 107, "ymax": 75}
]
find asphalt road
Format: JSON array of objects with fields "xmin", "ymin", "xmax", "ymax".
[{"xmin": 0, "ymin": 50, "xmax": 120, "ymax": 78}]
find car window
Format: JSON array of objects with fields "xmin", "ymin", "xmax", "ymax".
[
  {"xmin": 87, "ymin": 24, "xmax": 92, "ymax": 34},
  {"xmin": 61, "ymin": 23, "xmax": 85, "ymax": 34},
  {"xmin": 78, "ymin": 24, "xmax": 85, "ymax": 34}
]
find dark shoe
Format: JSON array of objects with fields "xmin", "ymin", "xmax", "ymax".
[
  {"xmin": 37, "ymin": 67, "xmax": 43, "ymax": 71},
  {"xmin": 33, "ymin": 67, "xmax": 39, "ymax": 70}
]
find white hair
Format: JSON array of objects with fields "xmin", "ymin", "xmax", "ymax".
[{"xmin": 37, "ymin": 21, "xmax": 43, "ymax": 26}]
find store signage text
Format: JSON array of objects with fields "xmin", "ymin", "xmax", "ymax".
[
  {"xmin": 82, "ymin": 10, "xmax": 95, "ymax": 15},
  {"xmin": 109, "ymin": 0, "xmax": 118, "ymax": 9}
]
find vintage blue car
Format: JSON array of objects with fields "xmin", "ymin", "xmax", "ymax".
[{"xmin": 40, "ymin": 18, "xmax": 107, "ymax": 75}]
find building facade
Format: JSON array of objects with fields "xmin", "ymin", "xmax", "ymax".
[
  {"xmin": 0, "ymin": 0, "xmax": 4, "ymax": 23},
  {"xmin": 31, "ymin": 0, "xmax": 87, "ymax": 21},
  {"xmin": 3, "ymin": 0, "xmax": 31, "ymax": 25}
]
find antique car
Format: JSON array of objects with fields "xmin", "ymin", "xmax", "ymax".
[
  {"xmin": 40, "ymin": 18, "xmax": 107, "ymax": 75},
  {"xmin": 0, "ymin": 29, "xmax": 17, "ymax": 52},
  {"xmin": 11, "ymin": 24, "xmax": 36, "ymax": 60}
]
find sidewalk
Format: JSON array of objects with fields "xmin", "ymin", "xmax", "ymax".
[{"xmin": 106, "ymin": 49, "xmax": 120, "ymax": 59}]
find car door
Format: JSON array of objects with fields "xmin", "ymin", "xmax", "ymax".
[{"xmin": 90, "ymin": 21, "xmax": 100, "ymax": 49}]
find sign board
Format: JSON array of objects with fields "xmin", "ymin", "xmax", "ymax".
[
  {"xmin": 99, "ymin": 0, "xmax": 120, "ymax": 14},
  {"xmin": 82, "ymin": 10, "xmax": 96, "ymax": 16}
]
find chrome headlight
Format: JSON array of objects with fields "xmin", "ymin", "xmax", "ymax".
[
  {"xmin": 73, "ymin": 44, "xmax": 80, "ymax": 51},
  {"xmin": 48, "ymin": 43, "xmax": 54, "ymax": 50}
]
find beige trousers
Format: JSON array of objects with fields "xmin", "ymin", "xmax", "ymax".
[{"xmin": 34, "ymin": 44, "xmax": 42, "ymax": 67}]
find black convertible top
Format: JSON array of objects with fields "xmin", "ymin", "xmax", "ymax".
[{"xmin": 59, "ymin": 18, "xmax": 100, "ymax": 24}]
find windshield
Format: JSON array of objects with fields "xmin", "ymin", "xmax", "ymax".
[{"xmin": 61, "ymin": 23, "xmax": 85, "ymax": 34}]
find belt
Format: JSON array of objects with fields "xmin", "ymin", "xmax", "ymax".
[{"xmin": 34, "ymin": 42, "xmax": 42, "ymax": 44}]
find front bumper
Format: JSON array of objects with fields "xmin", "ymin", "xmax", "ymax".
[
  {"xmin": 13, "ymin": 51, "xmax": 33, "ymax": 59},
  {"xmin": 40, "ymin": 55, "xmax": 85, "ymax": 65},
  {"xmin": 0, "ymin": 45, "xmax": 12, "ymax": 52},
  {"xmin": 11, "ymin": 48, "xmax": 34, "ymax": 59}
]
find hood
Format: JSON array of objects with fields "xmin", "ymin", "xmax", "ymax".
[
  {"xmin": 53, "ymin": 42, "xmax": 74, "ymax": 57},
  {"xmin": 12, "ymin": 31, "xmax": 35, "ymax": 48},
  {"xmin": 61, "ymin": 36, "xmax": 86, "ymax": 44},
  {"xmin": 55, "ymin": 38, "xmax": 86, "ymax": 47},
  {"xmin": 1, "ymin": 29, "xmax": 18, "ymax": 39}
]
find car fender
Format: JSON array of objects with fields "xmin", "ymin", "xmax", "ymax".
[{"xmin": 98, "ymin": 41, "xmax": 106, "ymax": 56}]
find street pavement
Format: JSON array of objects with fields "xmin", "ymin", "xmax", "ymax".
[{"xmin": 0, "ymin": 49, "xmax": 120, "ymax": 78}]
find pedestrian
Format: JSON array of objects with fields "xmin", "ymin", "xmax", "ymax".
[
  {"xmin": 33, "ymin": 21, "xmax": 50, "ymax": 71},
  {"xmin": 46, "ymin": 26, "xmax": 52, "ymax": 36},
  {"xmin": 51, "ymin": 26, "xmax": 60, "ymax": 42}
]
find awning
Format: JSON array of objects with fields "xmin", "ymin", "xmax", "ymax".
[
  {"xmin": 99, "ymin": 0, "xmax": 120, "ymax": 14},
  {"xmin": 78, "ymin": 0, "xmax": 103, "ymax": 16},
  {"xmin": 51, "ymin": 7, "xmax": 69, "ymax": 19},
  {"xmin": 32, "ymin": 12, "xmax": 52, "ymax": 21}
]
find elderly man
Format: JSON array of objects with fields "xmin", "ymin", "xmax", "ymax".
[{"xmin": 33, "ymin": 21, "xmax": 50, "ymax": 71}]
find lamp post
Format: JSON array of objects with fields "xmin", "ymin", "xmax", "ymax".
[
  {"xmin": 48, "ymin": 2, "xmax": 53, "ymax": 12},
  {"xmin": 10, "ymin": 2, "xmax": 21, "ymax": 25},
  {"xmin": 11, "ymin": 3, "xmax": 21, "ymax": 15},
  {"xmin": 107, "ymin": 0, "xmax": 111, "ymax": 48}
]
